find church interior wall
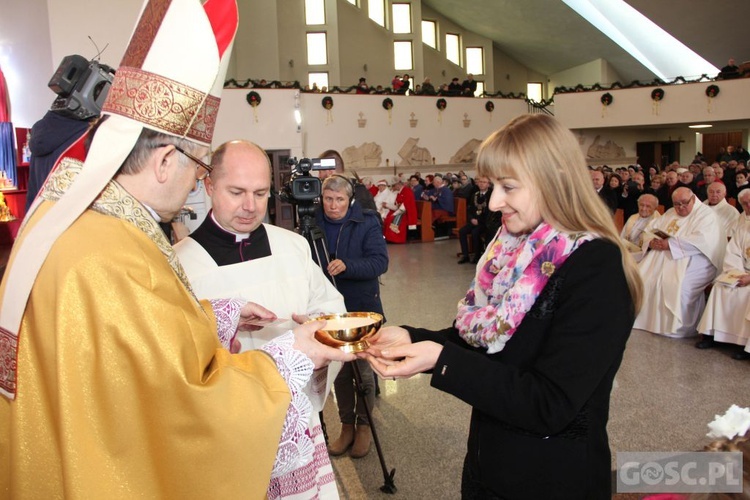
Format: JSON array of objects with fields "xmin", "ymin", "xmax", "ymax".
[{"xmin": 1, "ymin": 0, "xmax": 747, "ymax": 172}]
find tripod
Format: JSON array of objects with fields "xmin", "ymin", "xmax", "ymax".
[{"xmin": 295, "ymin": 203, "xmax": 397, "ymax": 495}]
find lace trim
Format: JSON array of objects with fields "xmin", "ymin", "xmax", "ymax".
[
  {"xmin": 209, "ymin": 298, "xmax": 243, "ymax": 350},
  {"xmin": 261, "ymin": 331, "xmax": 315, "ymax": 478}
]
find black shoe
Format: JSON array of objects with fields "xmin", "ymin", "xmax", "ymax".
[
  {"xmin": 457, "ymin": 256, "xmax": 469, "ymax": 264},
  {"xmin": 732, "ymin": 351, "xmax": 750, "ymax": 360},
  {"xmin": 695, "ymin": 336, "xmax": 716, "ymax": 349}
]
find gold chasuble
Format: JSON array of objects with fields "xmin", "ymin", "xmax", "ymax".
[{"xmin": 0, "ymin": 160, "xmax": 290, "ymax": 498}]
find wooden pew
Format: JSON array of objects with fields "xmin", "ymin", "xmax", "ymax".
[
  {"xmin": 614, "ymin": 208, "xmax": 625, "ymax": 232},
  {"xmin": 415, "ymin": 201, "xmax": 434, "ymax": 242},
  {"xmin": 445, "ymin": 197, "xmax": 467, "ymax": 238}
]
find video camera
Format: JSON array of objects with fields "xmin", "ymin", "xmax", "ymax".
[
  {"xmin": 48, "ymin": 54, "xmax": 115, "ymax": 120},
  {"xmin": 279, "ymin": 157, "xmax": 336, "ymax": 205}
]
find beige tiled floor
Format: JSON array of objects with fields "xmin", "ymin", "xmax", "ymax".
[{"xmin": 323, "ymin": 239, "xmax": 750, "ymax": 499}]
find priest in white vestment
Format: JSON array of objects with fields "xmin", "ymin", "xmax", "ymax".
[
  {"xmin": 174, "ymin": 141, "xmax": 346, "ymax": 500},
  {"xmin": 634, "ymin": 187, "xmax": 726, "ymax": 338},
  {"xmin": 705, "ymin": 182, "xmax": 740, "ymax": 238},
  {"xmin": 620, "ymin": 193, "xmax": 661, "ymax": 262},
  {"xmin": 696, "ymin": 189, "xmax": 750, "ymax": 360}
]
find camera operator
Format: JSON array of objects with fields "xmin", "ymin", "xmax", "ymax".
[
  {"xmin": 317, "ymin": 149, "xmax": 378, "ymax": 214},
  {"xmin": 316, "ymin": 175, "xmax": 389, "ymax": 458},
  {"xmin": 26, "ymin": 56, "xmax": 115, "ymax": 211},
  {"xmin": 174, "ymin": 140, "xmax": 348, "ymax": 499}
]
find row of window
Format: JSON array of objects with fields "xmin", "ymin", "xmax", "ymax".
[
  {"xmin": 304, "ymin": 0, "xmax": 484, "ymax": 74},
  {"xmin": 303, "ymin": 0, "xmax": 543, "ymax": 100}
]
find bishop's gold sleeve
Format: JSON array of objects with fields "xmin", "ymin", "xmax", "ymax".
[{"xmin": 1, "ymin": 212, "xmax": 291, "ymax": 499}]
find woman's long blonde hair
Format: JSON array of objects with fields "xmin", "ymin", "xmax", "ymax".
[{"xmin": 476, "ymin": 114, "xmax": 643, "ymax": 312}]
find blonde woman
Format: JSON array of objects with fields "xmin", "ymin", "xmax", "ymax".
[{"xmin": 362, "ymin": 114, "xmax": 642, "ymax": 499}]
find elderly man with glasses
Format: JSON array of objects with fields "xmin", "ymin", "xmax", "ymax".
[{"xmin": 633, "ymin": 187, "xmax": 726, "ymax": 338}]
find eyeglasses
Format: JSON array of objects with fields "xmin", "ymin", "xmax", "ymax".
[
  {"xmin": 672, "ymin": 198, "xmax": 694, "ymax": 208},
  {"xmin": 157, "ymin": 144, "xmax": 212, "ymax": 180}
]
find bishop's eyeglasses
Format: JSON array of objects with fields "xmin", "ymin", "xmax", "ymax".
[{"xmin": 157, "ymin": 143, "xmax": 213, "ymax": 180}]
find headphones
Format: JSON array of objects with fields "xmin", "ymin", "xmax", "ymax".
[{"xmin": 330, "ymin": 174, "xmax": 356, "ymax": 206}]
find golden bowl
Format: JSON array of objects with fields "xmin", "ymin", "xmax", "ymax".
[{"xmin": 309, "ymin": 312, "xmax": 384, "ymax": 353}]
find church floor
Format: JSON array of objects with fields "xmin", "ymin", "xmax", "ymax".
[{"xmin": 322, "ymin": 239, "xmax": 750, "ymax": 499}]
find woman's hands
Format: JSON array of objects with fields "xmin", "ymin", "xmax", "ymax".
[{"xmin": 358, "ymin": 326, "xmax": 443, "ymax": 379}]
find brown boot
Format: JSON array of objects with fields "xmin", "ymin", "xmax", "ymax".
[
  {"xmin": 328, "ymin": 424, "xmax": 355, "ymax": 456},
  {"xmin": 350, "ymin": 424, "xmax": 371, "ymax": 458}
]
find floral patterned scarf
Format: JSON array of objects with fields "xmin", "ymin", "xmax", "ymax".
[{"xmin": 455, "ymin": 221, "xmax": 595, "ymax": 353}]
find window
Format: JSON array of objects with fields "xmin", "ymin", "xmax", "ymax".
[
  {"xmin": 394, "ymin": 41, "xmax": 413, "ymax": 71},
  {"xmin": 421, "ymin": 20, "xmax": 437, "ymax": 49},
  {"xmin": 475, "ymin": 81, "xmax": 485, "ymax": 97},
  {"xmin": 368, "ymin": 0, "xmax": 385, "ymax": 27},
  {"xmin": 345, "ymin": 0, "xmax": 357, "ymax": 5},
  {"xmin": 308, "ymin": 72, "xmax": 329, "ymax": 90},
  {"xmin": 304, "ymin": 0, "xmax": 325, "ymax": 25},
  {"xmin": 306, "ymin": 32, "xmax": 328, "ymax": 65},
  {"xmin": 446, "ymin": 33, "xmax": 460, "ymax": 66},
  {"xmin": 527, "ymin": 82, "xmax": 543, "ymax": 102},
  {"xmin": 466, "ymin": 47, "xmax": 484, "ymax": 75},
  {"xmin": 392, "ymin": 3, "xmax": 411, "ymax": 34}
]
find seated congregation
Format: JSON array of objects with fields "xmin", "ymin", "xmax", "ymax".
[{"xmin": 606, "ymin": 156, "xmax": 750, "ymax": 361}]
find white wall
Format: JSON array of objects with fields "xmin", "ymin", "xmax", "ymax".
[
  {"xmin": 555, "ymin": 78, "xmax": 750, "ymax": 129},
  {"xmin": 549, "ymin": 58, "xmax": 622, "ymax": 93},
  {"xmin": 0, "ymin": 0, "xmax": 54, "ymax": 127},
  {"xmin": 0, "ymin": 0, "xmax": 141, "ymax": 128},
  {"xmin": 212, "ymin": 89, "xmax": 527, "ymax": 166}
]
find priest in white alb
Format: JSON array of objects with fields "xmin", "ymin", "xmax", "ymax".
[
  {"xmin": 174, "ymin": 140, "xmax": 346, "ymax": 499},
  {"xmin": 695, "ymin": 188, "xmax": 750, "ymax": 360},
  {"xmin": 634, "ymin": 187, "xmax": 726, "ymax": 338},
  {"xmin": 620, "ymin": 193, "xmax": 661, "ymax": 262},
  {"xmin": 705, "ymin": 182, "xmax": 740, "ymax": 238}
]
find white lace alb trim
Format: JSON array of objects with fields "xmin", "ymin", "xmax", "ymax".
[
  {"xmin": 261, "ymin": 331, "xmax": 315, "ymax": 478},
  {"xmin": 209, "ymin": 298, "xmax": 243, "ymax": 349}
]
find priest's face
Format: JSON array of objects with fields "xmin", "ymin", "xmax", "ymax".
[
  {"xmin": 205, "ymin": 142, "xmax": 270, "ymax": 234},
  {"xmin": 739, "ymin": 194, "xmax": 750, "ymax": 213},
  {"xmin": 637, "ymin": 196, "xmax": 657, "ymax": 218},
  {"xmin": 706, "ymin": 183, "xmax": 726, "ymax": 206},
  {"xmin": 672, "ymin": 188, "xmax": 695, "ymax": 218}
]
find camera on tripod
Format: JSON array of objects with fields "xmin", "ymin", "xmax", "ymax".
[{"xmin": 279, "ymin": 157, "xmax": 336, "ymax": 204}]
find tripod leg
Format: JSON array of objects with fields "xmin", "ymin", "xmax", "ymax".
[
  {"xmin": 319, "ymin": 410, "xmax": 328, "ymax": 444},
  {"xmin": 351, "ymin": 361, "xmax": 397, "ymax": 494}
]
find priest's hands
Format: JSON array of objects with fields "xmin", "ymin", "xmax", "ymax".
[
  {"xmin": 649, "ymin": 238, "xmax": 669, "ymax": 251},
  {"xmin": 291, "ymin": 320, "xmax": 356, "ymax": 369},
  {"xmin": 238, "ymin": 301, "xmax": 277, "ymax": 329},
  {"xmin": 738, "ymin": 275, "xmax": 750, "ymax": 287}
]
